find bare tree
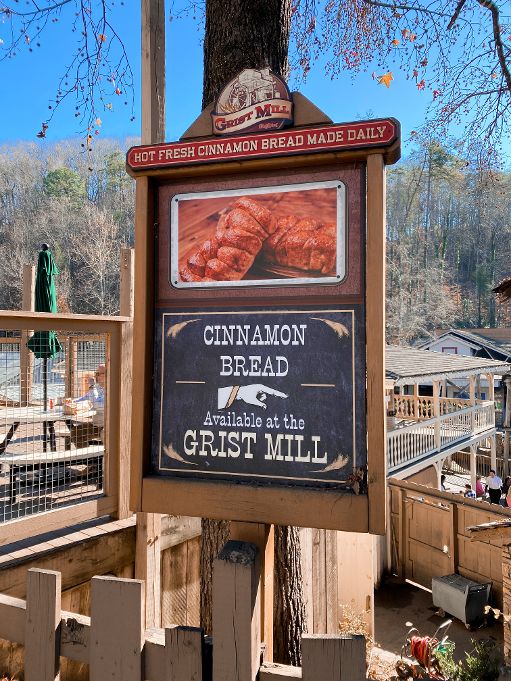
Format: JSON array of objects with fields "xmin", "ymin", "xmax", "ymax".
[{"xmin": 0, "ymin": 1, "xmax": 134, "ymax": 142}]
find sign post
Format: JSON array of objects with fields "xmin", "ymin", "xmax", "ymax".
[{"xmin": 128, "ymin": 72, "xmax": 399, "ymax": 538}]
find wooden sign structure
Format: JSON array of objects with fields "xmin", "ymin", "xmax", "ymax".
[{"xmin": 128, "ymin": 80, "xmax": 400, "ymax": 536}]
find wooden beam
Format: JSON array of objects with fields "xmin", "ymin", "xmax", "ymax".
[
  {"xmin": 468, "ymin": 521, "xmax": 511, "ymax": 542},
  {"xmin": 90, "ymin": 576, "xmax": 144, "ymax": 681},
  {"xmin": 135, "ymin": 512, "xmax": 162, "ymax": 628},
  {"xmin": 301, "ymin": 634, "xmax": 366, "ymax": 681},
  {"xmin": 230, "ymin": 522, "xmax": 274, "ymax": 661},
  {"xmin": 25, "ymin": 569, "xmax": 61, "ymax": 681},
  {"xmin": 0, "ymin": 310, "xmax": 129, "ymax": 332},
  {"xmin": 141, "ymin": 476, "xmax": 369, "ymax": 532},
  {"xmin": 366, "ymin": 153, "xmax": 386, "ymax": 536},
  {"xmin": 213, "ymin": 540, "xmax": 261, "ymax": 681},
  {"xmin": 165, "ymin": 625, "xmax": 203, "ymax": 680},
  {"xmin": 20, "ymin": 263, "xmax": 35, "ymax": 407},
  {"xmin": 0, "ymin": 520, "xmax": 136, "ymax": 598},
  {"xmin": 141, "ymin": 0, "xmax": 165, "ymax": 144},
  {"xmin": 260, "ymin": 663, "xmax": 302, "ymax": 679}
]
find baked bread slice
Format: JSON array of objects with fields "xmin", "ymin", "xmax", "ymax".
[
  {"xmin": 179, "ymin": 197, "xmax": 275, "ymax": 282},
  {"xmin": 263, "ymin": 216, "xmax": 336, "ymax": 275}
]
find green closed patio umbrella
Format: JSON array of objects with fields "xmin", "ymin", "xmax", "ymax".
[{"xmin": 27, "ymin": 245, "xmax": 62, "ymax": 437}]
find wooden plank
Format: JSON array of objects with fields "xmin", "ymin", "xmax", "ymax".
[
  {"xmin": 165, "ymin": 626, "xmax": 203, "ymax": 681},
  {"xmin": 260, "ymin": 663, "xmax": 302, "ymax": 679},
  {"xmin": 25, "ymin": 569, "xmax": 61, "ymax": 681},
  {"xmin": 160, "ymin": 515, "xmax": 201, "ymax": 551},
  {"xmin": 325, "ymin": 530, "xmax": 338, "ymax": 633},
  {"xmin": 185, "ymin": 536, "xmax": 201, "ymax": 626},
  {"xmin": 299, "ymin": 528, "xmax": 314, "ymax": 634},
  {"xmin": 135, "ymin": 511, "xmax": 161, "ymax": 628},
  {"xmin": 20, "ymin": 263, "xmax": 35, "ymax": 407},
  {"xmin": 312, "ymin": 529, "xmax": 326, "ymax": 633},
  {"xmin": 60, "ymin": 611, "xmax": 91, "ymax": 664},
  {"xmin": 301, "ymin": 634, "xmax": 366, "ymax": 681},
  {"xmin": 0, "ymin": 522, "xmax": 136, "ymax": 598},
  {"xmin": 0, "ymin": 310, "xmax": 129, "ymax": 332},
  {"xmin": 213, "ymin": 540, "xmax": 261, "ymax": 681},
  {"xmin": 0, "ymin": 594, "xmax": 26, "ymax": 644},
  {"xmin": 141, "ymin": 0, "xmax": 165, "ymax": 145},
  {"xmin": 89, "ymin": 576, "xmax": 144, "ymax": 681},
  {"xmin": 162, "ymin": 539, "xmax": 188, "ymax": 627},
  {"xmin": 141, "ymin": 476, "xmax": 369, "ymax": 532},
  {"xmin": 130, "ymin": 176, "xmax": 154, "ymax": 512},
  {"xmin": 366, "ymin": 153, "xmax": 386, "ymax": 537},
  {"xmin": 229, "ymin": 522, "xmax": 274, "ymax": 660}
]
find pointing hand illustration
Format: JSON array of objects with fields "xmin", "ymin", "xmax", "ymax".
[{"xmin": 218, "ymin": 384, "xmax": 288, "ymax": 410}]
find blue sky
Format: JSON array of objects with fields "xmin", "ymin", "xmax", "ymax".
[{"xmin": 0, "ymin": 2, "xmax": 439, "ymax": 153}]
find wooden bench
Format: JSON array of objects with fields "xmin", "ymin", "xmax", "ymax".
[{"xmin": 0, "ymin": 445, "xmax": 104, "ymax": 505}]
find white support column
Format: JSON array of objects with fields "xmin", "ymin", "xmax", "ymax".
[
  {"xmin": 470, "ymin": 445, "xmax": 477, "ymax": 490},
  {"xmin": 491, "ymin": 435, "xmax": 497, "ymax": 473},
  {"xmin": 487, "ymin": 373, "xmax": 495, "ymax": 402},
  {"xmin": 469, "ymin": 376, "xmax": 477, "ymax": 433},
  {"xmin": 433, "ymin": 380, "xmax": 441, "ymax": 451}
]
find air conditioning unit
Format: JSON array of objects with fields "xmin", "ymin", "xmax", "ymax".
[{"xmin": 432, "ymin": 574, "xmax": 491, "ymax": 628}]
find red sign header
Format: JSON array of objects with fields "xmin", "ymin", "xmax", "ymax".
[{"xmin": 126, "ymin": 118, "xmax": 399, "ymax": 172}]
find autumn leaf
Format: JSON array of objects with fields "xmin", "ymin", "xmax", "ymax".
[
  {"xmin": 377, "ymin": 72, "xmax": 394, "ymax": 88},
  {"xmin": 402, "ymin": 29, "xmax": 409, "ymax": 39},
  {"xmin": 391, "ymin": 39, "xmax": 400, "ymax": 46},
  {"xmin": 98, "ymin": 33, "xmax": 107, "ymax": 42},
  {"xmin": 417, "ymin": 79, "xmax": 425, "ymax": 90},
  {"xmin": 420, "ymin": 58, "xmax": 428, "ymax": 67},
  {"xmin": 491, "ymin": 72, "xmax": 497, "ymax": 79},
  {"xmin": 409, "ymin": 33, "xmax": 417, "ymax": 42},
  {"xmin": 95, "ymin": 117, "xmax": 102, "ymax": 126},
  {"xmin": 413, "ymin": 69, "xmax": 419, "ymax": 79},
  {"xmin": 115, "ymin": 87, "xmax": 121, "ymax": 95},
  {"xmin": 432, "ymin": 89, "xmax": 441, "ymax": 99}
]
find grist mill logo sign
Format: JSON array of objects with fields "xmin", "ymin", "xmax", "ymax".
[{"xmin": 212, "ymin": 68, "xmax": 293, "ymax": 136}]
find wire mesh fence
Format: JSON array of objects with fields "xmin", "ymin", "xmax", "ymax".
[{"xmin": 0, "ymin": 333, "xmax": 108, "ymax": 523}]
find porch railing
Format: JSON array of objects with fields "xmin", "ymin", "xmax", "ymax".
[
  {"xmin": 387, "ymin": 400, "xmax": 495, "ymax": 474},
  {"xmin": 393, "ymin": 394, "xmax": 479, "ymax": 421}
]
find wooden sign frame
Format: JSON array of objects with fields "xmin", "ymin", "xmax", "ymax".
[{"xmin": 129, "ymin": 127, "xmax": 398, "ymax": 535}]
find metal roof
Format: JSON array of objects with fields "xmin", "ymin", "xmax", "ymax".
[
  {"xmin": 386, "ymin": 345, "xmax": 510, "ymax": 385},
  {"xmin": 419, "ymin": 328, "xmax": 511, "ymax": 361}
]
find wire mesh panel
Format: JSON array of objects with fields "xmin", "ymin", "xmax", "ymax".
[{"xmin": 0, "ymin": 332, "xmax": 108, "ymax": 523}]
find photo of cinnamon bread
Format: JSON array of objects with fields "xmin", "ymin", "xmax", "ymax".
[{"xmin": 175, "ymin": 184, "xmax": 340, "ymax": 285}]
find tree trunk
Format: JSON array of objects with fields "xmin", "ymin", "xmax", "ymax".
[
  {"xmin": 200, "ymin": 518, "xmax": 230, "ymax": 634},
  {"xmin": 202, "ymin": 0, "xmax": 291, "ymax": 108},
  {"xmin": 273, "ymin": 525, "xmax": 307, "ymax": 666}
]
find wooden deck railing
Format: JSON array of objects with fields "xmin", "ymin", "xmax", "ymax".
[
  {"xmin": 394, "ymin": 394, "xmax": 479, "ymax": 421},
  {"xmin": 0, "ymin": 310, "xmax": 132, "ymax": 545},
  {"xmin": 388, "ymin": 400, "xmax": 495, "ymax": 473},
  {"xmin": 0, "ymin": 543, "xmax": 366, "ymax": 681}
]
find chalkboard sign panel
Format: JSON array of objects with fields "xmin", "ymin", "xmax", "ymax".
[{"xmin": 151, "ymin": 308, "xmax": 366, "ymax": 490}]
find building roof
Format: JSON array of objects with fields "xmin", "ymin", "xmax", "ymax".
[
  {"xmin": 420, "ymin": 328, "xmax": 511, "ymax": 361},
  {"xmin": 386, "ymin": 345, "xmax": 510, "ymax": 385},
  {"xmin": 493, "ymin": 277, "xmax": 511, "ymax": 300}
]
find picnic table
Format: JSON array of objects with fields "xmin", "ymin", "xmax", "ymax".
[
  {"xmin": 0, "ymin": 444, "xmax": 104, "ymax": 504},
  {"xmin": 0, "ymin": 406, "xmax": 95, "ymax": 454}
]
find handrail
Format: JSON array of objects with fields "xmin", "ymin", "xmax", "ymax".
[
  {"xmin": 388, "ymin": 401, "xmax": 495, "ymax": 473},
  {"xmin": 0, "ymin": 311, "xmax": 130, "ymax": 333}
]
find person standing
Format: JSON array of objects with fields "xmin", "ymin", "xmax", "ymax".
[
  {"xmin": 486, "ymin": 469, "xmax": 503, "ymax": 504},
  {"xmin": 475, "ymin": 475, "xmax": 485, "ymax": 498}
]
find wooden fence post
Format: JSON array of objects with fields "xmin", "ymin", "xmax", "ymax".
[
  {"xmin": 20, "ymin": 264, "xmax": 35, "ymax": 406},
  {"xmin": 213, "ymin": 540, "xmax": 261, "ymax": 681},
  {"xmin": 165, "ymin": 625, "xmax": 203, "ymax": 680},
  {"xmin": 89, "ymin": 576, "xmax": 144, "ymax": 681},
  {"xmin": 301, "ymin": 634, "xmax": 366, "ymax": 681},
  {"xmin": 25, "ymin": 568, "xmax": 61, "ymax": 681}
]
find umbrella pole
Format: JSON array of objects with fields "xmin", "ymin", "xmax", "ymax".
[{"xmin": 43, "ymin": 357, "xmax": 48, "ymax": 452}]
